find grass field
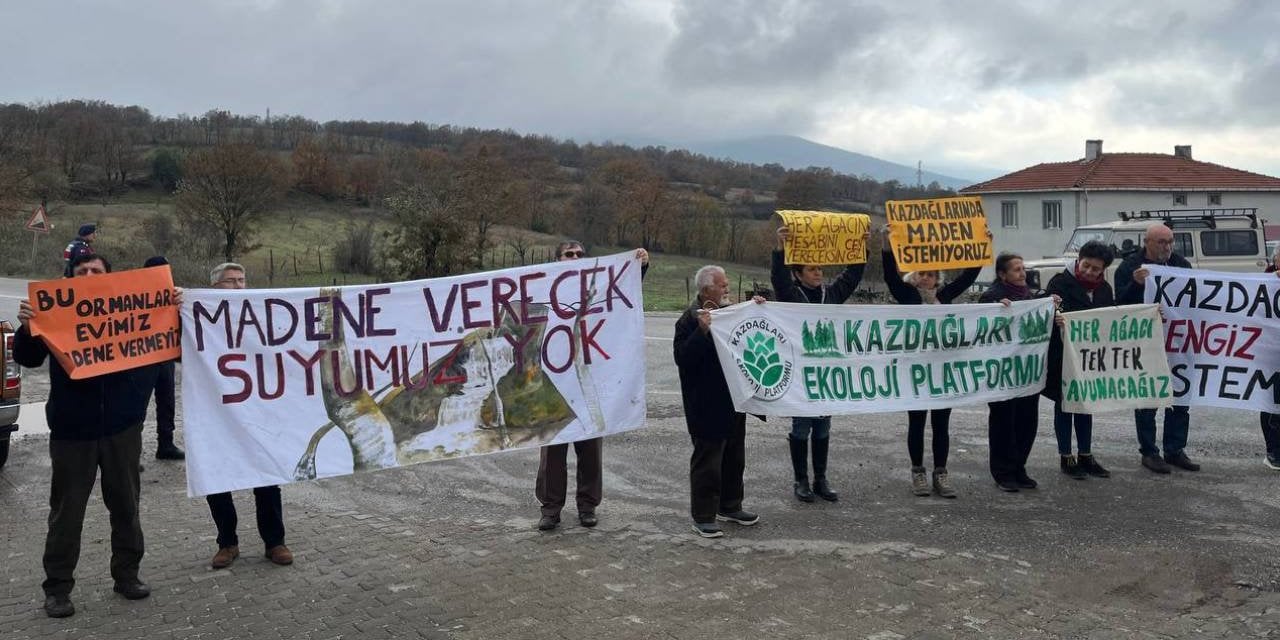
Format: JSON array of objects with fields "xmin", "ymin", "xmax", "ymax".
[{"xmin": 16, "ymin": 193, "xmax": 774, "ymax": 311}]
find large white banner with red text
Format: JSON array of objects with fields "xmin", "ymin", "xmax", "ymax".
[
  {"xmin": 1143, "ymin": 266, "xmax": 1280, "ymax": 413},
  {"xmin": 180, "ymin": 253, "xmax": 646, "ymax": 496}
]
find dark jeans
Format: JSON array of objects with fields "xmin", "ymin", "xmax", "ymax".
[
  {"xmin": 1054, "ymin": 402, "xmax": 1093, "ymax": 456},
  {"xmin": 689, "ymin": 414, "xmax": 747, "ymax": 523},
  {"xmin": 1135, "ymin": 406, "xmax": 1190, "ymax": 457},
  {"xmin": 790, "ymin": 416, "xmax": 831, "ymax": 441},
  {"xmin": 153, "ymin": 361, "xmax": 176, "ymax": 443},
  {"xmin": 206, "ymin": 486, "xmax": 284, "ymax": 550},
  {"xmin": 907, "ymin": 409, "xmax": 951, "ymax": 468},
  {"xmin": 988, "ymin": 395, "xmax": 1040, "ymax": 482},
  {"xmin": 535, "ymin": 437, "xmax": 602, "ymax": 517},
  {"xmin": 1261, "ymin": 412, "xmax": 1280, "ymax": 456},
  {"xmin": 43, "ymin": 424, "xmax": 145, "ymax": 597}
]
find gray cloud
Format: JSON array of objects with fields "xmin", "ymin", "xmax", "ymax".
[{"xmin": 2, "ymin": 0, "xmax": 1279, "ymax": 172}]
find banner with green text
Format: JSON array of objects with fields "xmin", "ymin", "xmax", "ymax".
[
  {"xmin": 708, "ymin": 298, "xmax": 1054, "ymax": 416},
  {"xmin": 1059, "ymin": 304, "xmax": 1174, "ymax": 413}
]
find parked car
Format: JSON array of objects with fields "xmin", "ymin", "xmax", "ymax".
[
  {"xmin": 0, "ymin": 320, "xmax": 20, "ymax": 469},
  {"xmin": 1023, "ymin": 208, "xmax": 1270, "ymax": 290}
]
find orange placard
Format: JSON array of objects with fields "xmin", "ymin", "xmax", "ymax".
[{"xmin": 28, "ymin": 266, "xmax": 180, "ymax": 379}]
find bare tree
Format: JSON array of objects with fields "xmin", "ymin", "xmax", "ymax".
[{"xmin": 175, "ymin": 144, "xmax": 287, "ymax": 262}]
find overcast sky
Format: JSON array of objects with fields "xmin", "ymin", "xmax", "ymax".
[{"xmin": 4, "ymin": 0, "xmax": 1280, "ymax": 179}]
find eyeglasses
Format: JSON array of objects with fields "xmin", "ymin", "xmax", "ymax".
[
  {"xmin": 217, "ymin": 277, "xmax": 247, "ymax": 285},
  {"xmin": 561, "ymin": 250, "xmax": 585, "ymax": 259}
]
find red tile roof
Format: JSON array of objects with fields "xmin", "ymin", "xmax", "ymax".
[{"xmin": 961, "ymin": 153, "xmax": 1280, "ymax": 193}]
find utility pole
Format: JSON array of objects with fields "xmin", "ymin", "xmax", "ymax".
[{"xmin": 916, "ymin": 161, "xmax": 923, "ymax": 188}]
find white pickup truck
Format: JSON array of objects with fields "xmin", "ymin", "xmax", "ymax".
[{"xmin": 1022, "ymin": 208, "xmax": 1270, "ymax": 291}]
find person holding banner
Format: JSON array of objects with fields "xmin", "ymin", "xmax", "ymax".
[
  {"xmin": 881, "ymin": 229, "xmax": 984, "ymax": 498},
  {"xmin": 534, "ymin": 241, "xmax": 650, "ymax": 531},
  {"xmin": 14, "ymin": 254, "xmax": 172, "ymax": 617},
  {"xmin": 771, "ymin": 225, "xmax": 867, "ymax": 503},
  {"xmin": 1261, "ymin": 256, "xmax": 1279, "ymax": 470},
  {"xmin": 1114, "ymin": 225, "xmax": 1198, "ymax": 474},
  {"xmin": 980, "ymin": 253, "xmax": 1054, "ymax": 492},
  {"xmin": 674, "ymin": 265, "xmax": 762, "ymax": 538},
  {"xmin": 1043, "ymin": 241, "xmax": 1116, "ymax": 480},
  {"xmin": 202, "ymin": 263, "xmax": 294, "ymax": 569}
]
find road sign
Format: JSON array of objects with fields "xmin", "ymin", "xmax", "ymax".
[{"xmin": 25, "ymin": 206, "xmax": 50, "ymax": 234}]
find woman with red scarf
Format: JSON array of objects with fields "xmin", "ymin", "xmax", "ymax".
[
  {"xmin": 980, "ymin": 253, "xmax": 1054, "ymax": 491},
  {"xmin": 1044, "ymin": 241, "xmax": 1115, "ymax": 479}
]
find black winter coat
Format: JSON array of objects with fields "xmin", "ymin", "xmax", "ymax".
[
  {"xmin": 673, "ymin": 298, "xmax": 742, "ymax": 439},
  {"xmin": 881, "ymin": 250, "xmax": 981, "ymax": 305},
  {"xmin": 1041, "ymin": 268, "xmax": 1115, "ymax": 402},
  {"xmin": 13, "ymin": 326, "xmax": 159, "ymax": 440},
  {"xmin": 1113, "ymin": 249, "xmax": 1191, "ymax": 304},
  {"xmin": 770, "ymin": 250, "xmax": 864, "ymax": 304}
]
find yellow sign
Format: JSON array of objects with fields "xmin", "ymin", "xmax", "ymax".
[
  {"xmin": 777, "ymin": 210, "xmax": 870, "ymax": 266},
  {"xmin": 885, "ymin": 196, "xmax": 992, "ymax": 270}
]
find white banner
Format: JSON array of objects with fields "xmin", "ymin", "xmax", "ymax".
[
  {"xmin": 1059, "ymin": 304, "xmax": 1174, "ymax": 413},
  {"xmin": 180, "ymin": 252, "xmax": 647, "ymax": 496},
  {"xmin": 1144, "ymin": 265, "xmax": 1280, "ymax": 413},
  {"xmin": 708, "ymin": 298, "xmax": 1055, "ymax": 416}
]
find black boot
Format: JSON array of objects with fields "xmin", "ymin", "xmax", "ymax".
[
  {"xmin": 156, "ymin": 437, "xmax": 185, "ymax": 460},
  {"xmin": 810, "ymin": 437, "xmax": 838, "ymax": 502},
  {"xmin": 789, "ymin": 437, "xmax": 815, "ymax": 502}
]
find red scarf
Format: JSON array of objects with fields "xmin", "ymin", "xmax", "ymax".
[{"xmin": 1075, "ymin": 265, "xmax": 1103, "ymax": 291}]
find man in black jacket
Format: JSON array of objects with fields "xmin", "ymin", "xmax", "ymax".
[
  {"xmin": 674, "ymin": 265, "xmax": 760, "ymax": 538},
  {"xmin": 15, "ymin": 254, "xmax": 164, "ymax": 618},
  {"xmin": 1113, "ymin": 224, "xmax": 1198, "ymax": 474}
]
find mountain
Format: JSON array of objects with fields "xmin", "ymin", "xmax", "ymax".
[{"xmin": 685, "ymin": 134, "xmax": 977, "ymax": 190}]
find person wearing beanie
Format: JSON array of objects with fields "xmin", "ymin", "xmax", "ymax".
[
  {"xmin": 62, "ymin": 224, "xmax": 97, "ymax": 278},
  {"xmin": 142, "ymin": 256, "xmax": 184, "ymax": 461}
]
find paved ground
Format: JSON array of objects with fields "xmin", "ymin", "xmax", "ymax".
[{"xmin": 2, "ymin": 313, "xmax": 1279, "ymax": 639}]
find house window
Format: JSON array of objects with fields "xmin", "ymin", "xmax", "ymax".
[
  {"xmin": 1001, "ymin": 201, "xmax": 1018, "ymax": 228},
  {"xmin": 1208, "ymin": 192, "xmax": 1222, "ymax": 206},
  {"xmin": 1173, "ymin": 193, "xmax": 1188, "ymax": 206},
  {"xmin": 1041, "ymin": 201, "xmax": 1062, "ymax": 229}
]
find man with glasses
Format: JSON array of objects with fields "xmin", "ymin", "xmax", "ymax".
[
  {"xmin": 534, "ymin": 241, "xmax": 648, "ymax": 530},
  {"xmin": 1115, "ymin": 225, "xmax": 1197, "ymax": 474},
  {"xmin": 202, "ymin": 263, "xmax": 293, "ymax": 569}
]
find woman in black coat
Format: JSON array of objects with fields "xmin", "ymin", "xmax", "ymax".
[
  {"xmin": 1044, "ymin": 241, "xmax": 1115, "ymax": 479},
  {"xmin": 771, "ymin": 226, "xmax": 867, "ymax": 503},
  {"xmin": 882, "ymin": 232, "xmax": 983, "ymax": 498},
  {"xmin": 979, "ymin": 253, "xmax": 1052, "ymax": 492}
]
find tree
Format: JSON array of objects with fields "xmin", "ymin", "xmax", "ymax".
[
  {"xmin": 776, "ymin": 170, "xmax": 830, "ymax": 210},
  {"xmin": 175, "ymin": 144, "xmax": 286, "ymax": 262},
  {"xmin": 150, "ymin": 148, "xmax": 183, "ymax": 192},
  {"xmin": 569, "ymin": 180, "xmax": 614, "ymax": 249},
  {"xmin": 292, "ymin": 137, "xmax": 342, "ymax": 199},
  {"xmin": 601, "ymin": 158, "xmax": 672, "ymax": 249},
  {"xmin": 452, "ymin": 146, "xmax": 511, "ymax": 268},
  {"xmin": 382, "ymin": 185, "xmax": 472, "ymax": 279}
]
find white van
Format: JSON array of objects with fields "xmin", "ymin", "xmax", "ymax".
[{"xmin": 1023, "ymin": 208, "xmax": 1269, "ymax": 290}]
